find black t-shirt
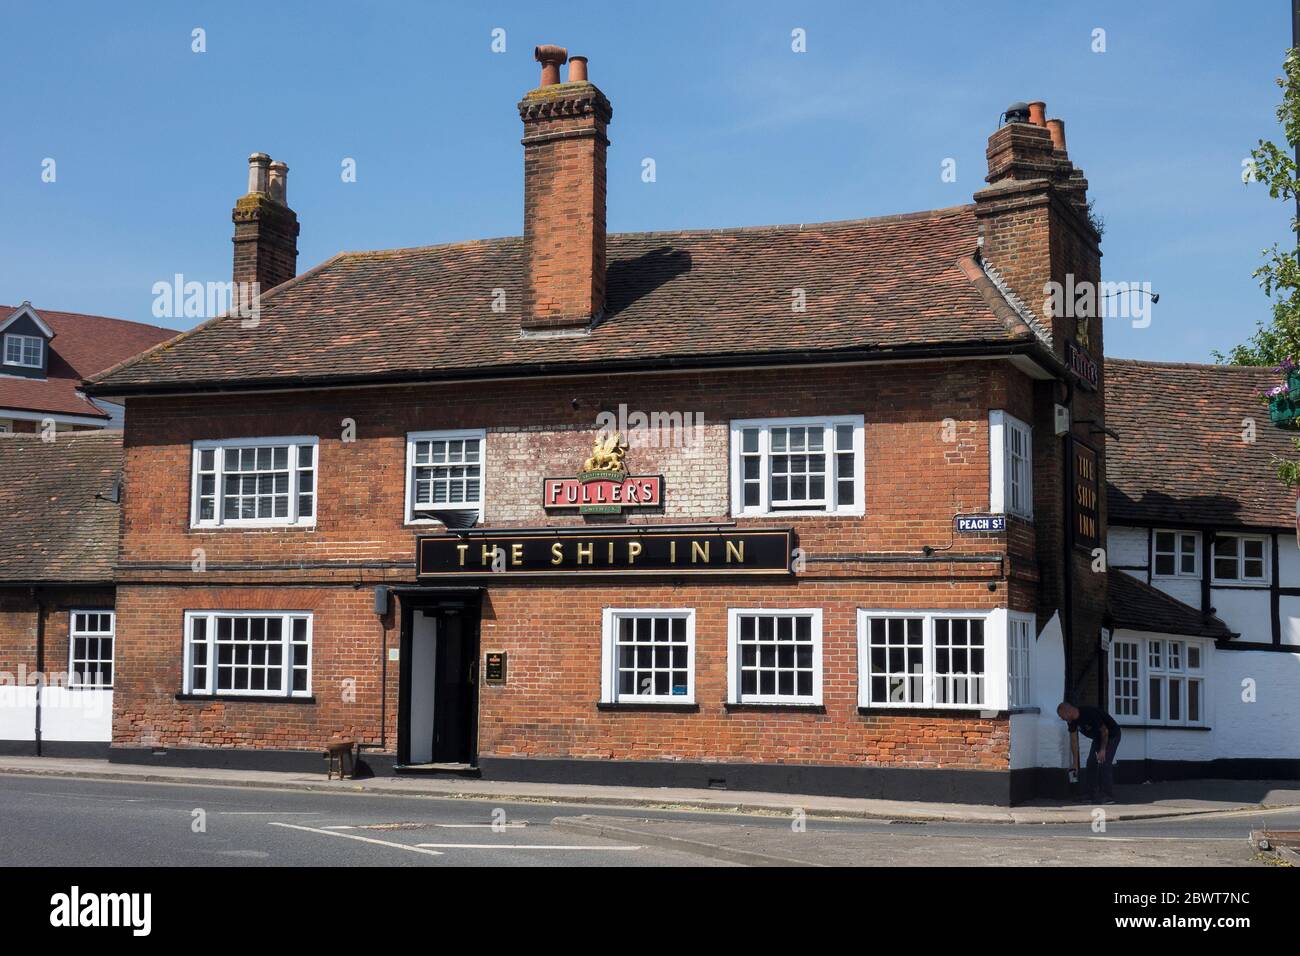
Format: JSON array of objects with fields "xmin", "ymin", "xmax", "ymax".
[{"xmin": 1068, "ymin": 705, "xmax": 1120, "ymax": 740}]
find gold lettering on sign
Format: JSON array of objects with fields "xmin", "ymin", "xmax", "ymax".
[
  {"xmin": 511, "ymin": 543, "xmax": 524, "ymax": 566},
  {"xmin": 726, "ymin": 540, "xmax": 744, "ymax": 563},
  {"xmin": 481, "ymin": 544, "xmax": 498, "ymax": 567},
  {"xmin": 577, "ymin": 542, "xmax": 593, "ymax": 565},
  {"xmin": 551, "ymin": 542, "xmax": 563, "ymax": 565},
  {"xmin": 608, "ymin": 541, "xmax": 615, "ymax": 564},
  {"xmin": 670, "ymin": 541, "xmax": 677, "ymax": 563},
  {"xmin": 628, "ymin": 542, "xmax": 642, "ymax": 565},
  {"xmin": 457, "ymin": 544, "xmax": 469, "ymax": 567},
  {"xmin": 692, "ymin": 541, "xmax": 710, "ymax": 563}
]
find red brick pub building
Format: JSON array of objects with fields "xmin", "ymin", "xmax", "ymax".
[{"xmin": 87, "ymin": 49, "xmax": 1107, "ymax": 803}]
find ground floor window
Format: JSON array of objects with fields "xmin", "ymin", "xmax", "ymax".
[
  {"xmin": 600, "ymin": 609, "xmax": 695, "ymax": 704},
  {"xmin": 1110, "ymin": 635, "xmax": 1207, "ymax": 727},
  {"xmin": 1007, "ymin": 612, "xmax": 1034, "ymax": 709},
  {"xmin": 69, "ymin": 610, "xmax": 114, "ymax": 688},
  {"xmin": 857, "ymin": 610, "xmax": 994, "ymax": 709},
  {"xmin": 727, "ymin": 609, "xmax": 822, "ymax": 705},
  {"xmin": 183, "ymin": 611, "xmax": 312, "ymax": 697}
]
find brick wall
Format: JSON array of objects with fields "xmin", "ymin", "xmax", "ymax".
[
  {"xmin": 110, "ymin": 358, "xmax": 1043, "ymax": 770},
  {"xmin": 0, "ymin": 585, "xmax": 116, "ymax": 684}
]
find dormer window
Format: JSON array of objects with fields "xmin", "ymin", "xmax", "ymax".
[{"xmin": 4, "ymin": 333, "xmax": 44, "ymax": 369}]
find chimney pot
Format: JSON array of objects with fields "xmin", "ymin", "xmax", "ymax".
[
  {"xmin": 568, "ymin": 55, "xmax": 588, "ymax": 82},
  {"xmin": 534, "ymin": 45, "xmax": 568, "ymax": 86},
  {"xmin": 267, "ymin": 160, "xmax": 289, "ymax": 204},
  {"xmin": 1028, "ymin": 101, "xmax": 1047, "ymax": 127},
  {"xmin": 247, "ymin": 152, "xmax": 271, "ymax": 194},
  {"xmin": 1046, "ymin": 118, "xmax": 1067, "ymax": 153}
]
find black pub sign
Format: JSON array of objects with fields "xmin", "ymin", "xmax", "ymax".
[
  {"xmin": 1073, "ymin": 443, "xmax": 1099, "ymax": 548},
  {"xmin": 484, "ymin": 652, "xmax": 507, "ymax": 685},
  {"xmin": 417, "ymin": 528, "xmax": 794, "ymax": 578}
]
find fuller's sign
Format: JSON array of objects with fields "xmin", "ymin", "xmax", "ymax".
[
  {"xmin": 544, "ymin": 431, "xmax": 663, "ymax": 514},
  {"xmin": 416, "ymin": 528, "xmax": 794, "ymax": 577}
]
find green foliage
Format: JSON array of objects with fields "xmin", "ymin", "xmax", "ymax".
[{"xmin": 1214, "ymin": 49, "xmax": 1300, "ymax": 366}]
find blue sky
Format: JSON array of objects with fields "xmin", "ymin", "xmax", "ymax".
[{"xmin": 0, "ymin": 0, "xmax": 1293, "ymax": 362}]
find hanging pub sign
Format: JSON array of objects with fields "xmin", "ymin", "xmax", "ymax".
[
  {"xmin": 1066, "ymin": 339, "xmax": 1099, "ymax": 391},
  {"xmin": 417, "ymin": 528, "xmax": 794, "ymax": 578},
  {"xmin": 1073, "ymin": 443, "xmax": 1099, "ymax": 548},
  {"xmin": 544, "ymin": 432, "xmax": 663, "ymax": 514}
]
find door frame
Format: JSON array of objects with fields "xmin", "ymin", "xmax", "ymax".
[{"xmin": 397, "ymin": 592, "xmax": 482, "ymax": 767}]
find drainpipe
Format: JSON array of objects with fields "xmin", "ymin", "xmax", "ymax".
[
  {"xmin": 32, "ymin": 587, "xmax": 45, "ymax": 756},
  {"xmin": 1060, "ymin": 380, "xmax": 1075, "ymax": 703}
]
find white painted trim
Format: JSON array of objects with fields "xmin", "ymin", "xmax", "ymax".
[
  {"xmin": 600, "ymin": 608, "xmax": 696, "ymax": 705},
  {"xmin": 1209, "ymin": 533, "xmax": 1271, "ymax": 586},
  {"xmin": 403, "ymin": 428, "xmax": 486, "ymax": 525},
  {"xmin": 190, "ymin": 436, "xmax": 319, "ymax": 529},
  {"xmin": 182, "ymin": 610, "xmax": 313, "ymax": 697},
  {"xmin": 726, "ymin": 607, "xmax": 823, "ymax": 705},
  {"xmin": 0, "ymin": 304, "xmax": 54, "ymax": 338},
  {"xmin": 1006, "ymin": 610, "xmax": 1036, "ymax": 710},
  {"xmin": 3, "ymin": 332, "xmax": 45, "ymax": 369},
  {"xmin": 856, "ymin": 608, "xmax": 1006, "ymax": 710},
  {"xmin": 988, "ymin": 410, "xmax": 1032, "ymax": 519},
  {"xmin": 67, "ymin": 609, "xmax": 115, "ymax": 690},
  {"xmin": 729, "ymin": 415, "xmax": 865, "ymax": 517},
  {"xmin": 1150, "ymin": 528, "xmax": 1201, "ymax": 580},
  {"xmin": 0, "ymin": 407, "xmax": 109, "ymax": 426},
  {"xmin": 1110, "ymin": 631, "xmax": 1211, "ymax": 728}
]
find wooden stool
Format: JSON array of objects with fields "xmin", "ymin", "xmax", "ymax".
[{"xmin": 325, "ymin": 740, "xmax": 356, "ymax": 780}]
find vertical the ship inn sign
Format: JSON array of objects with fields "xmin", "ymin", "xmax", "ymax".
[{"xmin": 1073, "ymin": 443, "xmax": 1099, "ymax": 548}]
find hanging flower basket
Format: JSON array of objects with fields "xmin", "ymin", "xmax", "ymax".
[{"xmin": 1267, "ymin": 367, "xmax": 1300, "ymax": 428}]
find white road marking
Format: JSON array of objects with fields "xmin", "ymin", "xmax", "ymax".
[
  {"xmin": 269, "ymin": 821, "xmax": 443, "ymax": 856},
  {"xmin": 432, "ymin": 823, "xmax": 527, "ymax": 829},
  {"xmin": 321, "ymin": 825, "xmax": 356, "ymax": 830},
  {"xmin": 220, "ymin": 811, "xmax": 320, "ymax": 815},
  {"xmin": 415, "ymin": 843, "xmax": 641, "ymax": 851}
]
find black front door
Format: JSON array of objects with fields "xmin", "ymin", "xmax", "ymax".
[{"xmin": 431, "ymin": 611, "xmax": 477, "ymax": 763}]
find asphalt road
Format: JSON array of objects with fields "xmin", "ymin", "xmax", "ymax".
[{"xmin": 1, "ymin": 773, "xmax": 1295, "ymax": 866}]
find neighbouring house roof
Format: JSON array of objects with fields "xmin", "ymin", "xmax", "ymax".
[
  {"xmin": 1109, "ymin": 570, "xmax": 1233, "ymax": 640},
  {"xmin": 0, "ymin": 305, "xmax": 175, "ymax": 419},
  {"xmin": 86, "ymin": 205, "xmax": 1052, "ymax": 395},
  {"xmin": 1106, "ymin": 359, "xmax": 1295, "ymax": 530},
  {"xmin": 0, "ymin": 430, "xmax": 122, "ymax": 583}
]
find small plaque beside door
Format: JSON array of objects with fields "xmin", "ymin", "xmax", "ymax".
[{"xmin": 484, "ymin": 651, "xmax": 507, "ymax": 685}]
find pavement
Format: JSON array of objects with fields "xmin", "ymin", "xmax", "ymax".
[{"xmin": 2, "ymin": 755, "xmax": 1298, "ymax": 824}]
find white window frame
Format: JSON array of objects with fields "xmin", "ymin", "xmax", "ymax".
[
  {"xmin": 989, "ymin": 410, "xmax": 1033, "ymax": 520},
  {"xmin": 3, "ymin": 333, "xmax": 43, "ymax": 369},
  {"xmin": 404, "ymin": 428, "xmax": 487, "ymax": 525},
  {"xmin": 1007, "ymin": 611, "xmax": 1034, "ymax": 710},
  {"xmin": 0, "ymin": 420, "xmax": 12, "ymax": 434},
  {"xmin": 857, "ymin": 608, "xmax": 1008, "ymax": 711},
  {"xmin": 727, "ymin": 608, "xmax": 823, "ymax": 705},
  {"xmin": 68, "ymin": 610, "xmax": 115, "ymax": 689},
  {"xmin": 1110, "ymin": 634, "xmax": 1209, "ymax": 728},
  {"xmin": 182, "ymin": 610, "xmax": 313, "ymax": 698},
  {"xmin": 190, "ymin": 436, "xmax": 318, "ymax": 529},
  {"xmin": 600, "ymin": 608, "xmax": 696, "ymax": 705},
  {"xmin": 1151, "ymin": 529, "xmax": 1200, "ymax": 579},
  {"xmin": 1210, "ymin": 533, "xmax": 1270, "ymax": 585},
  {"xmin": 729, "ymin": 416, "xmax": 864, "ymax": 517}
]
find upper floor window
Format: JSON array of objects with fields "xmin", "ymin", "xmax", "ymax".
[
  {"xmin": 989, "ymin": 411, "xmax": 1032, "ymax": 520},
  {"xmin": 1111, "ymin": 635, "xmax": 1207, "ymax": 727},
  {"xmin": 405, "ymin": 429, "xmax": 485, "ymax": 524},
  {"xmin": 191, "ymin": 437, "xmax": 318, "ymax": 529},
  {"xmin": 1211, "ymin": 534, "xmax": 1268, "ymax": 584},
  {"xmin": 3, "ymin": 333, "xmax": 43, "ymax": 369},
  {"xmin": 1152, "ymin": 530, "xmax": 1199, "ymax": 578},
  {"xmin": 730, "ymin": 416, "xmax": 864, "ymax": 516}
]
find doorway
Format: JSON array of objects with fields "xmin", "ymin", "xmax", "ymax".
[{"xmin": 399, "ymin": 603, "xmax": 480, "ymax": 768}]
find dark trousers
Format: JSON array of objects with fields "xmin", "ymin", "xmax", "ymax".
[{"xmin": 1085, "ymin": 732, "xmax": 1120, "ymax": 797}]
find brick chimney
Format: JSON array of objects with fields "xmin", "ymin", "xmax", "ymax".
[
  {"xmin": 973, "ymin": 102, "xmax": 1097, "ymax": 354},
  {"xmin": 232, "ymin": 152, "xmax": 300, "ymax": 293},
  {"xmin": 518, "ymin": 46, "xmax": 612, "ymax": 333}
]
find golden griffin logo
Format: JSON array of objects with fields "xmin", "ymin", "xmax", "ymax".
[{"xmin": 582, "ymin": 431, "xmax": 628, "ymax": 475}]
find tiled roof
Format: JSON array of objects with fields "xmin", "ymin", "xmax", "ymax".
[
  {"xmin": 1109, "ymin": 570, "xmax": 1233, "ymax": 639},
  {"xmin": 0, "ymin": 306, "xmax": 174, "ymax": 418},
  {"xmin": 88, "ymin": 206, "xmax": 1045, "ymax": 393},
  {"xmin": 0, "ymin": 430, "xmax": 122, "ymax": 583},
  {"xmin": 1106, "ymin": 359, "xmax": 1295, "ymax": 529}
]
